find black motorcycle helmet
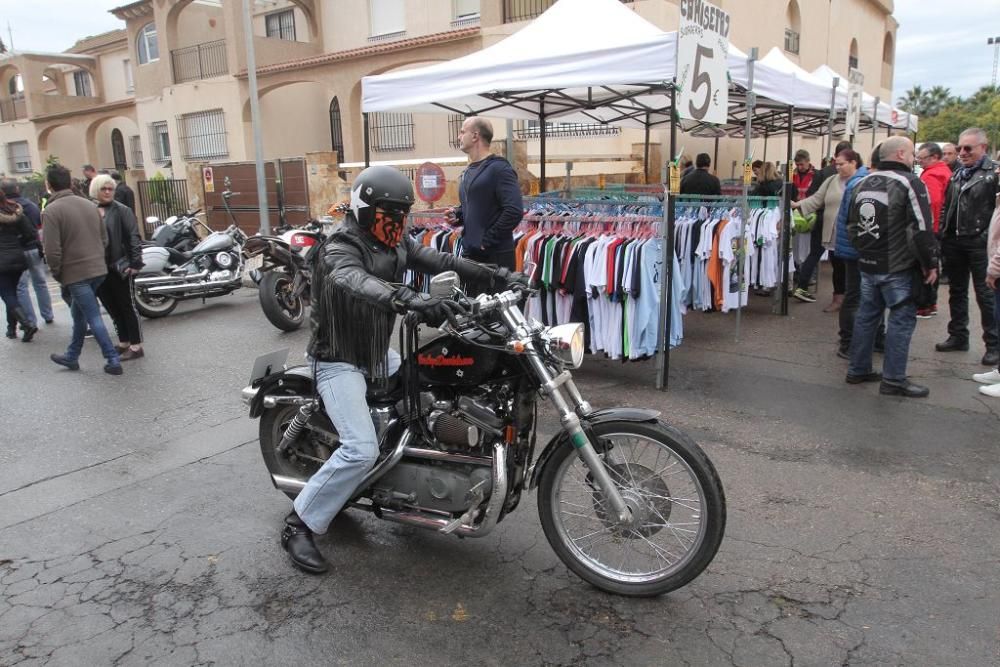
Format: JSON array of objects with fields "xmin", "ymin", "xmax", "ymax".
[{"xmin": 349, "ymin": 166, "xmax": 414, "ymax": 248}]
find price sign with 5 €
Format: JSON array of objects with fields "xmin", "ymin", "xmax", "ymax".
[{"xmin": 677, "ymin": 0, "xmax": 731, "ymax": 126}]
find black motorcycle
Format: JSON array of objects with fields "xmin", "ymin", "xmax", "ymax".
[
  {"xmin": 244, "ymin": 272, "xmax": 725, "ymax": 597},
  {"xmin": 243, "ymin": 221, "xmax": 327, "ymax": 331},
  {"xmin": 143, "ymin": 210, "xmax": 207, "ymax": 253}
]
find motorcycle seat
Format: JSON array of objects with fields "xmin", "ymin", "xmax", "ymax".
[{"xmin": 166, "ymin": 247, "xmax": 191, "ymax": 264}]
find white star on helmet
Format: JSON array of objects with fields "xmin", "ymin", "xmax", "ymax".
[{"xmin": 350, "ymin": 183, "xmax": 370, "ymax": 220}]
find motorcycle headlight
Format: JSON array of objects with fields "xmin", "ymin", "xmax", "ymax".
[
  {"xmin": 215, "ymin": 251, "xmax": 234, "ymax": 268},
  {"xmin": 546, "ymin": 323, "xmax": 585, "ymax": 369}
]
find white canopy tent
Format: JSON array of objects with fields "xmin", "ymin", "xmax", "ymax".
[
  {"xmin": 362, "ymin": 0, "xmax": 845, "ymax": 130},
  {"xmin": 810, "ymin": 64, "xmax": 918, "ymax": 133}
]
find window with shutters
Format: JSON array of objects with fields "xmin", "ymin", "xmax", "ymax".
[
  {"xmin": 177, "ymin": 109, "xmax": 228, "ymax": 160},
  {"xmin": 265, "ymin": 9, "xmax": 296, "ymax": 41},
  {"xmin": 130, "ymin": 135, "xmax": 144, "ymax": 168},
  {"xmin": 7, "ymin": 141, "xmax": 31, "ymax": 173},
  {"xmin": 150, "ymin": 121, "xmax": 171, "ymax": 162},
  {"xmin": 73, "ymin": 70, "xmax": 93, "ymax": 97},
  {"xmin": 369, "ymin": 0, "xmax": 405, "ymax": 40}
]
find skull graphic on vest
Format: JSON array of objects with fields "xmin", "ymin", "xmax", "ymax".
[{"xmin": 858, "ymin": 201, "xmax": 880, "ymax": 239}]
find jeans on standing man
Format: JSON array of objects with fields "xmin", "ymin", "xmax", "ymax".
[
  {"xmin": 15, "ymin": 248, "xmax": 54, "ymax": 326},
  {"xmin": 63, "ymin": 276, "xmax": 119, "ymax": 363},
  {"xmin": 849, "ymin": 272, "xmax": 917, "ymax": 383}
]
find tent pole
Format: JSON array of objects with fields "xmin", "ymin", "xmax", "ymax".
[
  {"xmin": 713, "ymin": 135, "xmax": 720, "ymax": 173},
  {"xmin": 778, "ymin": 105, "xmax": 794, "ymax": 316},
  {"xmin": 737, "ymin": 47, "xmax": 758, "ymax": 343},
  {"xmin": 539, "ymin": 100, "xmax": 546, "ymax": 192},
  {"xmin": 656, "ymin": 86, "xmax": 677, "ymax": 391},
  {"xmin": 363, "ymin": 112, "xmax": 370, "ymax": 168},
  {"xmin": 826, "ymin": 77, "xmax": 839, "ymax": 162},
  {"xmin": 643, "ymin": 112, "xmax": 651, "ymax": 185},
  {"xmin": 872, "ymin": 96, "xmax": 880, "ymax": 154}
]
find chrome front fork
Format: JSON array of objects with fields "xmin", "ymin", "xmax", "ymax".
[{"xmin": 500, "ymin": 306, "xmax": 633, "ymax": 525}]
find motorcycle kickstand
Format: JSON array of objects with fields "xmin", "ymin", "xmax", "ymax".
[{"xmin": 440, "ymin": 479, "xmax": 488, "ymax": 535}]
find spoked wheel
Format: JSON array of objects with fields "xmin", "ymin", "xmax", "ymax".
[
  {"xmin": 133, "ymin": 272, "xmax": 178, "ymax": 318},
  {"xmin": 258, "ymin": 271, "xmax": 304, "ymax": 331},
  {"xmin": 538, "ymin": 420, "xmax": 726, "ymax": 597},
  {"xmin": 259, "ymin": 404, "xmax": 338, "ymax": 500}
]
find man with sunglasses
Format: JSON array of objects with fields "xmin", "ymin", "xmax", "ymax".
[{"xmin": 936, "ymin": 128, "xmax": 1000, "ymax": 367}]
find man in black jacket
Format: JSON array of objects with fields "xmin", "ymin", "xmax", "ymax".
[
  {"xmin": 447, "ymin": 117, "xmax": 522, "ymax": 290},
  {"xmin": 679, "ymin": 153, "xmax": 721, "ymax": 196},
  {"xmin": 280, "ymin": 166, "xmax": 525, "ymax": 574},
  {"xmin": 846, "ymin": 137, "xmax": 939, "ymax": 397},
  {"xmin": 935, "ymin": 127, "xmax": 999, "ymax": 366},
  {"xmin": 110, "ymin": 171, "xmax": 136, "ymax": 214}
]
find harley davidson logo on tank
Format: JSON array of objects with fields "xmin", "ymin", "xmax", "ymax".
[{"xmin": 417, "ymin": 353, "xmax": 474, "ymax": 367}]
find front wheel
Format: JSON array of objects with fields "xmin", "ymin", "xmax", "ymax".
[
  {"xmin": 258, "ymin": 270, "xmax": 305, "ymax": 331},
  {"xmin": 537, "ymin": 420, "xmax": 726, "ymax": 597},
  {"xmin": 133, "ymin": 272, "xmax": 178, "ymax": 318}
]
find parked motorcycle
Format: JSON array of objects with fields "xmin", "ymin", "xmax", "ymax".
[
  {"xmin": 243, "ymin": 220, "xmax": 327, "ymax": 331},
  {"xmin": 143, "ymin": 210, "xmax": 207, "ymax": 253},
  {"xmin": 133, "ymin": 221, "xmax": 249, "ymax": 318},
  {"xmin": 244, "ymin": 272, "xmax": 725, "ymax": 597}
]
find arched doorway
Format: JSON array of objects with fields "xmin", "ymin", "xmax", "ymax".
[
  {"xmin": 111, "ymin": 128, "xmax": 127, "ymax": 172},
  {"xmin": 329, "ymin": 97, "xmax": 344, "ymax": 161}
]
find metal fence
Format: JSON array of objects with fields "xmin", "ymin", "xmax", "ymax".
[
  {"xmin": 177, "ymin": 109, "xmax": 229, "ymax": 160},
  {"xmin": 448, "ymin": 114, "xmax": 464, "ymax": 149},
  {"xmin": 136, "ymin": 178, "xmax": 189, "ymax": 236},
  {"xmin": 171, "ymin": 40, "xmax": 228, "ymax": 84},
  {"xmin": 513, "ymin": 120, "xmax": 621, "ymax": 139}
]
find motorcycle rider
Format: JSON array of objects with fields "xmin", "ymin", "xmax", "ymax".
[{"xmin": 281, "ymin": 165, "xmax": 527, "ymax": 573}]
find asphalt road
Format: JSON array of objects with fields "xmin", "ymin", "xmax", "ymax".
[{"xmin": 1, "ymin": 279, "xmax": 998, "ymax": 666}]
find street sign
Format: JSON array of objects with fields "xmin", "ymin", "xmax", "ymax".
[
  {"xmin": 203, "ymin": 166, "xmax": 215, "ymax": 193},
  {"xmin": 845, "ymin": 68, "xmax": 864, "ymax": 138},
  {"xmin": 677, "ymin": 0, "xmax": 731, "ymax": 126},
  {"xmin": 415, "ymin": 161, "xmax": 446, "ymax": 203}
]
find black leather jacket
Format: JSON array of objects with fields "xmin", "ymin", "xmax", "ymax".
[
  {"xmin": 306, "ymin": 217, "xmax": 503, "ymax": 372},
  {"xmin": 941, "ymin": 157, "xmax": 998, "ymax": 237},
  {"xmin": 101, "ymin": 201, "xmax": 144, "ymax": 270}
]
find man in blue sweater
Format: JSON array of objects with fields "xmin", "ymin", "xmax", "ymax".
[{"xmin": 447, "ymin": 117, "xmax": 523, "ymax": 293}]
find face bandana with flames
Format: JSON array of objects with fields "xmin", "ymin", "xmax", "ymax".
[{"xmin": 370, "ymin": 207, "xmax": 407, "ymax": 248}]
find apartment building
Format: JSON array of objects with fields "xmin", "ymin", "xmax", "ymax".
[{"xmin": 0, "ymin": 0, "xmax": 898, "ymax": 188}]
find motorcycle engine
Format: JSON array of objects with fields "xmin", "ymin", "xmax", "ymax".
[
  {"xmin": 208, "ymin": 270, "xmax": 234, "ymax": 282},
  {"xmin": 368, "ymin": 389, "xmax": 504, "ymax": 515}
]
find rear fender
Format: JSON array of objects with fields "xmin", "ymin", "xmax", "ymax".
[
  {"xmin": 248, "ymin": 365, "xmax": 314, "ymax": 419},
  {"xmin": 527, "ymin": 408, "xmax": 660, "ymax": 490}
]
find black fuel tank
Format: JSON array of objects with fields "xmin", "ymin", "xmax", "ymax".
[{"xmin": 417, "ymin": 332, "xmax": 498, "ymax": 386}]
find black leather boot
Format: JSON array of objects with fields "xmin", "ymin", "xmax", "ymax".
[
  {"xmin": 281, "ymin": 512, "xmax": 329, "ymax": 574},
  {"xmin": 11, "ymin": 307, "xmax": 37, "ymax": 343}
]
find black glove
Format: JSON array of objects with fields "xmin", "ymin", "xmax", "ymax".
[
  {"xmin": 394, "ymin": 288, "xmax": 468, "ymax": 327},
  {"xmin": 494, "ymin": 267, "xmax": 530, "ymax": 288}
]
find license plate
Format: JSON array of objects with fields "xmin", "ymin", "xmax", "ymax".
[{"xmin": 249, "ymin": 348, "xmax": 289, "ymax": 385}]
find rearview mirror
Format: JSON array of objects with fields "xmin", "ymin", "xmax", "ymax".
[{"xmin": 429, "ymin": 271, "xmax": 460, "ymax": 299}]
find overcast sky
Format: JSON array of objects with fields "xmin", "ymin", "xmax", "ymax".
[{"xmin": 2, "ymin": 0, "xmax": 998, "ymax": 106}]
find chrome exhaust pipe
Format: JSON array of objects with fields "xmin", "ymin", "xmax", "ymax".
[
  {"xmin": 270, "ymin": 429, "xmax": 410, "ymax": 496},
  {"xmin": 135, "ymin": 270, "xmax": 208, "ymax": 285},
  {"xmin": 143, "ymin": 278, "xmax": 240, "ymax": 295},
  {"xmin": 379, "ymin": 442, "xmax": 508, "ymax": 538}
]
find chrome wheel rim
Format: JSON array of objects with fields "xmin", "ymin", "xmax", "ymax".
[{"xmin": 551, "ymin": 432, "xmax": 708, "ymax": 584}]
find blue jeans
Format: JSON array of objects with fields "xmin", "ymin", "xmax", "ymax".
[
  {"xmin": 64, "ymin": 276, "xmax": 120, "ymax": 365},
  {"xmin": 849, "ymin": 270, "xmax": 917, "ymax": 383},
  {"xmin": 293, "ymin": 350, "xmax": 401, "ymax": 534},
  {"xmin": 17, "ymin": 249, "xmax": 54, "ymax": 325}
]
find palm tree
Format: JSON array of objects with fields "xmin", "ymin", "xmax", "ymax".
[{"xmin": 897, "ymin": 85, "xmax": 956, "ymax": 118}]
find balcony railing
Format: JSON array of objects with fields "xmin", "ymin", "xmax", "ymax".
[
  {"xmin": 0, "ymin": 97, "xmax": 27, "ymax": 122},
  {"xmin": 504, "ymin": 0, "xmax": 630, "ymax": 23},
  {"xmin": 171, "ymin": 40, "xmax": 228, "ymax": 84}
]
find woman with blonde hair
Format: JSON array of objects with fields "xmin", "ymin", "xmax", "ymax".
[{"xmin": 90, "ymin": 174, "xmax": 145, "ymax": 360}]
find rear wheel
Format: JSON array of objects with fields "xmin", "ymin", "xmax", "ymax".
[
  {"xmin": 133, "ymin": 272, "xmax": 178, "ymax": 318},
  {"xmin": 259, "ymin": 404, "xmax": 338, "ymax": 500},
  {"xmin": 259, "ymin": 271, "xmax": 305, "ymax": 331},
  {"xmin": 537, "ymin": 420, "xmax": 726, "ymax": 597}
]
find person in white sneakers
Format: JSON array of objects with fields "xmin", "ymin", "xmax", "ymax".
[{"xmin": 978, "ymin": 196, "xmax": 1000, "ymax": 397}]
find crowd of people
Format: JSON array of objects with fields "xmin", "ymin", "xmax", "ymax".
[
  {"xmin": 0, "ymin": 163, "xmax": 144, "ymax": 374},
  {"xmin": 788, "ymin": 128, "xmax": 1000, "ymax": 399}
]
